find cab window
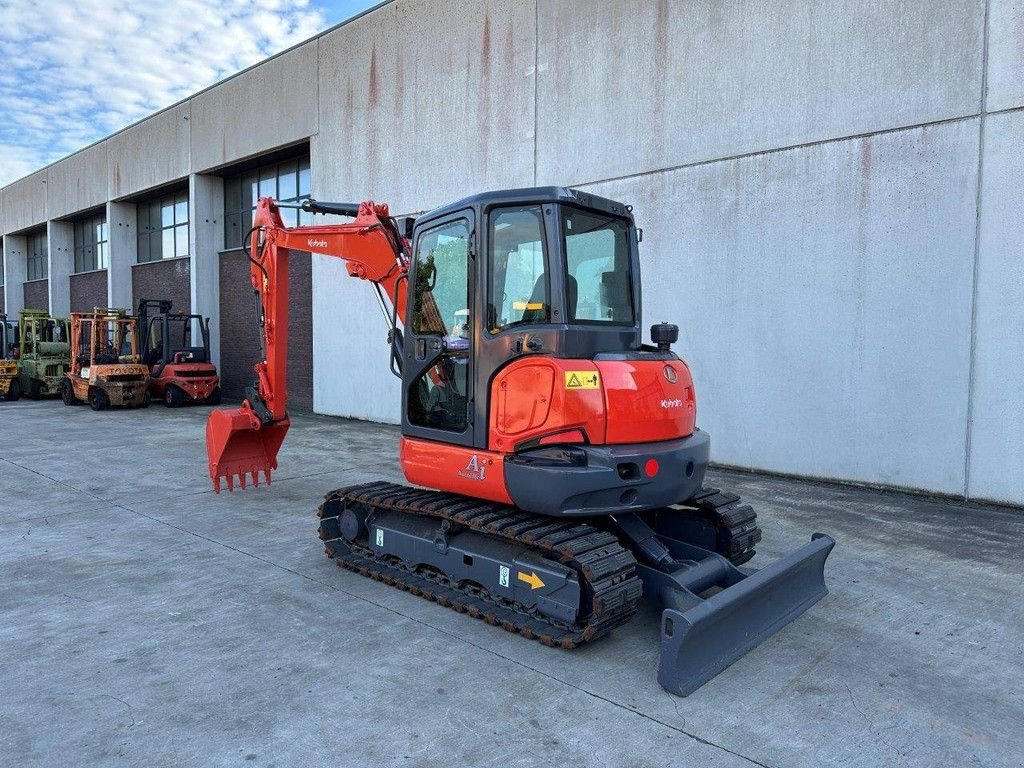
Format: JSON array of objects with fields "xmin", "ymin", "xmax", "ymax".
[
  {"xmin": 487, "ymin": 206, "xmax": 548, "ymax": 332},
  {"xmin": 408, "ymin": 218, "xmax": 471, "ymax": 432},
  {"xmin": 562, "ymin": 208, "xmax": 634, "ymax": 324}
]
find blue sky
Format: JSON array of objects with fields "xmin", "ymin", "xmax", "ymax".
[{"xmin": 0, "ymin": 0, "xmax": 381, "ymax": 187}]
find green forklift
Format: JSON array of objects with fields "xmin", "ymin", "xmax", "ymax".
[{"xmin": 15, "ymin": 309, "xmax": 71, "ymax": 399}]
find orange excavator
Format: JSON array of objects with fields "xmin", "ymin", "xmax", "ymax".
[{"xmin": 207, "ymin": 188, "xmax": 835, "ymax": 696}]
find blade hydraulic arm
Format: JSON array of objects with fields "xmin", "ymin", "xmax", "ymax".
[{"xmin": 206, "ymin": 197, "xmax": 409, "ymax": 492}]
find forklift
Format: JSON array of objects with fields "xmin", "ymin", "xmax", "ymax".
[
  {"xmin": 62, "ymin": 308, "xmax": 150, "ymax": 410},
  {"xmin": 137, "ymin": 299, "xmax": 220, "ymax": 407},
  {"xmin": 14, "ymin": 310, "xmax": 71, "ymax": 399}
]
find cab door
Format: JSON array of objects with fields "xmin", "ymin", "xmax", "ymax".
[{"xmin": 401, "ymin": 212, "xmax": 475, "ymax": 448}]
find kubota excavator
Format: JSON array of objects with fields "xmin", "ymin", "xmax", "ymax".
[{"xmin": 207, "ymin": 188, "xmax": 835, "ymax": 696}]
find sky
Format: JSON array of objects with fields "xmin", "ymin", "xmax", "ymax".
[{"xmin": 0, "ymin": 0, "xmax": 380, "ymax": 187}]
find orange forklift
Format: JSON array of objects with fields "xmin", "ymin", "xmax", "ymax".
[
  {"xmin": 61, "ymin": 308, "xmax": 150, "ymax": 410},
  {"xmin": 137, "ymin": 299, "xmax": 220, "ymax": 407}
]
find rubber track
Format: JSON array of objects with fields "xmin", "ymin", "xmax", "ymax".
[
  {"xmin": 317, "ymin": 481, "xmax": 643, "ymax": 649},
  {"xmin": 681, "ymin": 487, "xmax": 763, "ymax": 566}
]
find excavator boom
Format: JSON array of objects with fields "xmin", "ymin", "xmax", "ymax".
[{"xmin": 206, "ymin": 197, "xmax": 408, "ymax": 491}]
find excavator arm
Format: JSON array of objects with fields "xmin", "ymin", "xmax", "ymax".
[{"xmin": 206, "ymin": 197, "xmax": 409, "ymax": 491}]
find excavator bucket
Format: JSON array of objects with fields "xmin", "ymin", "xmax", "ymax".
[
  {"xmin": 656, "ymin": 533, "xmax": 835, "ymax": 696},
  {"xmin": 206, "ymin": 408, "xmax": 291, "ymax": 492}
]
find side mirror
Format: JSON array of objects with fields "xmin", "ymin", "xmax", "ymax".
[{"xmin": 651, "ymin": 322, "xmax": 679, "ymax": 351}]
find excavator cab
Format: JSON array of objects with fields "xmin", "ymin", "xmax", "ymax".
[{"xmin": 207, "ymin": 188, "xmax": 834, "ymax": 697}]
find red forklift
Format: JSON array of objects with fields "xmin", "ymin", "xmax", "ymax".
[{"xmin": 137, "ymin": 299, "xmax": 221, "ymax": 407}]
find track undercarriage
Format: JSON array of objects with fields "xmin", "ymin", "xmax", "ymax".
[{"xmin": 317, "ymin": 481, "xmax": 833, "ymax": 695}]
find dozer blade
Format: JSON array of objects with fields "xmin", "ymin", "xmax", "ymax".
[
  {"xmin": 658, "ymin": 533, "xmax": 835, "ymax": 696},
  {"xmin": 206, "ymin": 407, "xmax": 290, "ymax": 492}
]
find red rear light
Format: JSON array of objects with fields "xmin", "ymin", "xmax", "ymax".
[{"xmin": 644, "ymin": 458, "xmax": 659, "ymax": 477}]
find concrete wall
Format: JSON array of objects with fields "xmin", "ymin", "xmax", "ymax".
[
  {"xmin": 108, "ymin": 104, "xmax": 191, "ymax": 200},
  {"xmin": 1, "ymin": 0, "xmax": 1022, "ymax": 505},
  {"xmin": 580, "ymin": 122, "xmax": 979, "ymax": 494},
  {"xmin": 190, "ymin": 45, "xmax": 317, "ymax": 172},
  {"xmin": 47, "ymin": 144, "xmax": 108, "ymax": 220}
]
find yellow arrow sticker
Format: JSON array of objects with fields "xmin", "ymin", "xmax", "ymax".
[
  {"xmin": 517, "ymin": 571, "xmax": 546, "ymax": 590},
  {"xmin": 564, "ymin": 371, "xmax": 600, "ymax": 390}
]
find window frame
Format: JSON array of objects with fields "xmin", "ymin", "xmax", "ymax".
[
  {"xmin": 485, "ymin": 204, "xmax": 551, "ymax": 335},
  {"xmin": 223, "ymin": 156, "xmax": 312, "ymax": 250},
  {"xmin": 74, "ymin": 214, "xmax": 109, "ymax": 273},
  {"xmin": 26, "ymin": 231, "xmax": 48, "ymax": 281},
  {"xmin": 559, "ymin": 205, "xmax": 636, "ymax": 327},
  {"xmin": 137, "ymin": 191, "xmax": 189, "ymax": 264}
]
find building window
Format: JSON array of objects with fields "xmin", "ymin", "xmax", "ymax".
[
  {"xmin": 74, "ymin": 214, "xmax": 109, "ymax": 273},
  {"xmin": 224, "ymin": 157, "xmax": 311, "ymax": 250},
  {"xmin": 137, "ymin": 191, "xmax": 189, "ymax": 263},
  {"xmin": 26, "ymin": 231, "xmax": 48, "ymax": 281}
]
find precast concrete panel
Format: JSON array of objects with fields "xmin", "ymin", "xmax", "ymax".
[
  {"xmin": 3, "ymin": 235, "xmax": 27, "ymax": 317},
  {"xmin": 312, "ymin": 255, "xmax": 400, "ymax": 423},
  {"xmin": 108, "ymin": 104, "xmax": 191, "ymax": 200},
  {"xmin": 967, "ymin": 110, "xmax": 1024, "ymax": 504},
  {"xmin": 315, "ymin": 0, "xmax": 536, "ymax": 214},
  {"xmin": 987, "ymin": 0, "xmax": 1024, "ymax": 111},
  {"xmin": 579, "ymin": 120, "xmax": 981, "ymax": 494},
  {"xmin": 190, "ymin": 174, "xmax": 224, "ymax": 368},
  {"xmin": 107, "ymin": 201, "xmax": 137, "ymax": 309},
  {"xmin": 190, "ymin": 44, "xmax": 318, "ymax": 172},
  {"xmin": 536, "ymin": 0, "xmax": 985, "ymax": 186},
  {"xmin": 46, "ymin": 143, "xmax": 108, "ymax": 219},
  {"xmin": 1, "ymin": 172, "xmax": 47, "ymax": 233},
  {"xmin": 47, "ymin": 220, "xmax": 74, "ymax": 317}
]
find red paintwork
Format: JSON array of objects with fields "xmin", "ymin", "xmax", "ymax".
[
  {"xmin": 489, "ymin": 358, "xmax": 606, "ymax": 452},
  {"xmin": 488, "ymin": 357, "xmax": 696, "ymax": 452},
  {"xmin": 207, "ymin": 198, "xmax": 408, "ymax": 491},
  {"xmin": 149, "ymin": 362, "xmax": 219, "ymax": 402},
  {"xmin": 400, "ymin": 436, "xmax": 512, "ymax": 504},
  {"xmin": 596, "ymin": 359, "xmax": 696, "ymax": 444}
]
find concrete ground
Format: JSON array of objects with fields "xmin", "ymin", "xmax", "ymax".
[{"xmin": 1, "ymin": 401, "xmax": 1021, "ymax": 768}]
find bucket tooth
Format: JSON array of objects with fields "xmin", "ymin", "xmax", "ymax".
[{"xmin": 205, "ymin": 407, "xmax": 290, "ymax": 492}]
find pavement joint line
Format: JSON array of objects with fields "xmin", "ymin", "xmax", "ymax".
[{"xmin": 2, "ymin": 453, "xmax": 772, "ymax": 767}]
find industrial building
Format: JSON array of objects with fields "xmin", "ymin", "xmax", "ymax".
[{"xmin": 1, "ymin": 0, "xmax": 1021, "ymax": 506}]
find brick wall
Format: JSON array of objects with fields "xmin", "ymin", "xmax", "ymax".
[
  {"xmin": 70, "ymin": 270, "xmax": 109, "ymax": 313},
  {"xmin": 23, "ymin": 280, "xmax": 48, "ymax": 312},
  {"xmin": 132, "ymin": 258, "xmax": 191, "ymax": 314},
  {"xmin": 219, "ymin": 250, "xmax": 313, "ymax": 412}
]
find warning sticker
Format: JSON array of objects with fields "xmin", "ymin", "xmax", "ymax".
[
  {"xmin": 499, "ymin": 565, "xmax": 510, "ymax": 588},
  {"xmin": 564, "ymin": 371, "xmax": 600, "ymax": 390},
  {"xmin": 375, "ymin": 528, "xmax": 384, "ymax": 547}
]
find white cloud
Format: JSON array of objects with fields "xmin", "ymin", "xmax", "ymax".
[{"xmin": 0, "ymin": 0, "xmax": 329, "ymax": 187}]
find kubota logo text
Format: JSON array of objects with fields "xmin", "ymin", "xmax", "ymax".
[
  {"xmin": 458, "ymin": 455, "xmax": 486, "ymax": 481},
  {"xmin": 307, "ymin": 238, "xmax": 328, "ymax": 249},
  {"xmin": 661, "ymin": 399, "xmax": 683, "ymax": 409}
]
